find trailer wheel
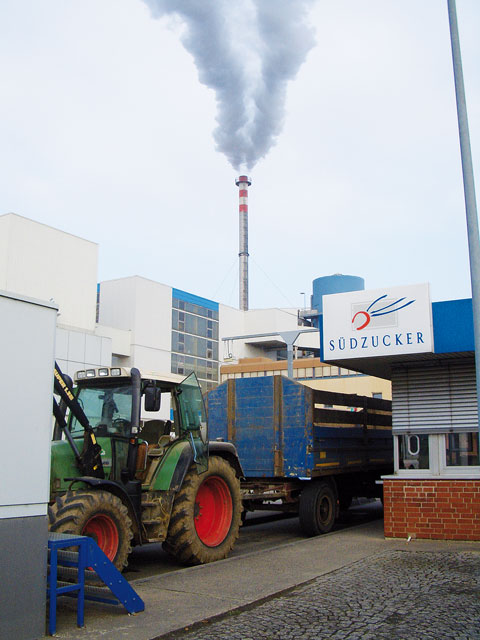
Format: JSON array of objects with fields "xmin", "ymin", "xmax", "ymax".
[
  {"xmin": 48, "ymin": 490, "xmax": 133, "ymax": 570},
  {"xmin": 299, "ymin": 481, "xmax": 336, "ymax": 536},
  {"xmin": 164, "ymin": 456, "xmax": 242, "ymax": 565}
]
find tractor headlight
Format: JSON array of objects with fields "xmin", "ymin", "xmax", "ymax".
[
  {"xmin": 111, "ymin": 368, "xmax": 121, "ymax": 376},
  {"xmin": 98, "ymin": 368, "xmax": 109, "ymax": 377},
  {"xmin": 86, "ymin": 369, "xmax": 96, "ymax": 378}
]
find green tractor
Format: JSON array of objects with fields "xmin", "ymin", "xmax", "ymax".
[{"xmin": 49, "ymin": 364, "xmax": 243, "ymax": 570}]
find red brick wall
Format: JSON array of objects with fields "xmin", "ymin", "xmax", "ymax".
[{"xmin": 383, "ymin": 478, "xmax": 480, "ymax": 540}]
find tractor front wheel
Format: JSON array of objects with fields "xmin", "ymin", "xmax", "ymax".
[
  {"xmin": 48, "ymin": 490, "xmax": 133, "ymax": 571},
  {"xmin": 164, "ymin": 456, "xmax": 242, "ymax": 565}
]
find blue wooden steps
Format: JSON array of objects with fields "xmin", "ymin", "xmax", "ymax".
[{"xmin": 47, "ymin": 532, "xmax": 144, "ymax": 635}]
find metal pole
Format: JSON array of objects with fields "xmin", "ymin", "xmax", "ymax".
[{"xmin": 447, "ymin": 0, "xmax": 480, "ymax": 438}]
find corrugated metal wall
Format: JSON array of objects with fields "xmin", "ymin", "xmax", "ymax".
[{"xmin": 392, "ymin": 359, "xmax": 478, "ymax": 434}]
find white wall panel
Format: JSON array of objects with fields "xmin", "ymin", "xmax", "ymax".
[
  {"xmin": 0, "ymin": 214, "xmax": 97, "ymax": 331},
  {"xmin": 100, "ymin": 336, "xmax": 113, "ymax": 364},
  {"xmin": 67, "ymin": 330, "xmax": 86, "ymax": 363},
  {"xmin": 55, "ymin": 327, "xmax": 69, "ymax": 361},
  {"xmin": 0, "ymin": 291, "xmax": 57, "ymax": 517},
  {"xmin": 85, "ymin": 334, "xmax": 102, "ymax": 365}
]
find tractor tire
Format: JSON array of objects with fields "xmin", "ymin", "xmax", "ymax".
[
  {"xmin": 164, "ymin": 456, "xmax": 242, "ymax": 565},
  {"xmin": 48, "ymin": 490, "xmax": 133, "ymax": 571},
  {"xmin": 299, "ymin": 481, "xmax": 336, "ymax": 536}
]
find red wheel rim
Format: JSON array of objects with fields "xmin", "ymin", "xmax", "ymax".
[
  {"xmin": 82, "ymin": 514, "xmax": 119, "ymax": 561},
  {"xmin": 194, "ymin": 475, "xmax": 233, "ymax": 547}
]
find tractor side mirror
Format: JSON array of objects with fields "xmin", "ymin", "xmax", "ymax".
[{"xmin": 144, "ymin": 387, "xmax": 161, "ymax": 412}]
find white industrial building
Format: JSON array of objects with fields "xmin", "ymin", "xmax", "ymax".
[
  {"xmin": 0, "ymin": 213, "xmax": 320, "ymax": 392},
  {"xmin": 0, "ymin": 213, "xmax": 113, "ymax": 377}
]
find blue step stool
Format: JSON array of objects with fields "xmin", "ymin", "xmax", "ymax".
[{"xmin": 47, "ymin": 532, "xmax": 144, "ymax": 636}]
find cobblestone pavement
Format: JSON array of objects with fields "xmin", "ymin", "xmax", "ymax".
[{"xmin": 160, "ymin": 551, "xmax": 480, "ymax": 640}]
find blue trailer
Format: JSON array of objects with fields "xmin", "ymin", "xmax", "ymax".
[{"xmin": 207, "ymin": 376, "xmax": 393, "ymax": 535}]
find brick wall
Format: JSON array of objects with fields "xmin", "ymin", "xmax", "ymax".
[{"xmin": 383, "ymin": 478, "xmax": 480, "ymax": 540}]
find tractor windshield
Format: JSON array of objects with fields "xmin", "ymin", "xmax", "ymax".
[{"xmin": 69, "ymin": 384, "xmax": 133, "ymax": 438}]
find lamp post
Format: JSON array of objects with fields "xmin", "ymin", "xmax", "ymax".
[{"xmin": 447, "ymin": 1, "xmax": 480, "ymax": 440}]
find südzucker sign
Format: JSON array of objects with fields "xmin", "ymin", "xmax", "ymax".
[{"xmin": 322, "ymin": 283, "xmax": 433, "ymax": 359}]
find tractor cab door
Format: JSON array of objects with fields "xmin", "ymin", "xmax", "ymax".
[{"xmin": 177, "ymin": 373, "xmax": 208, "ymax": 473}]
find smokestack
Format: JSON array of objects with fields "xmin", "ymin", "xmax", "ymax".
[{"xmin": 235, "ymin": 175, "xmax": 252, "ymax": 311}]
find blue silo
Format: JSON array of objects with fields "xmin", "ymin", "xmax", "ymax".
[{"xmin": 310, "ymin": 274, "xmax": 364, "ymax": 327}]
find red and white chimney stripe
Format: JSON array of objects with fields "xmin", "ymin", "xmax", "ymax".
[{"xmin": 235, "ymin": 175, "xmax": 252, "ymax": 311}]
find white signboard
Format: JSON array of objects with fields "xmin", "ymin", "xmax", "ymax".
[{"xmin": 323, "ymin": 283, "xmax": 433, "ymax": 360}]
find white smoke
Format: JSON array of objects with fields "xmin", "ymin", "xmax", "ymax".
[{"xmin": 142, "ymin": 0, "xmax": 316, "ymax": 171}]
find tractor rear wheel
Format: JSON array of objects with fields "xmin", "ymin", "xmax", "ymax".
[
  {"xmin": 164, "ymin": 456, "xmax": 242, "ymax": 565},
  {"xmin": 48, "ymin": 490, "xmax": 133, "ymax": 570}
]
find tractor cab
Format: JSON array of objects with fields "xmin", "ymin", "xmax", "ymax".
[{"xmin": 51, "ymin": 366, "xmax": 208, "ymax": 495}]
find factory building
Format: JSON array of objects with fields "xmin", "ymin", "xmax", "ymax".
[
  {"xmin": 0, "ymin": 213, "xmax": 315, "ymax": 386},
  {"xmin": 322, "ymin": 283, "xmax": 480, "ymax": 541},
  {"xmin": 1, "ymin": 213, "xmax": 387, "ymax": 403}
]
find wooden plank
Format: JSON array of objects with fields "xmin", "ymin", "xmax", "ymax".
[
  {"xmin": 312, "ymin": 388, "xmax": 392, "ymax": 412},
  {"xmin": 227, "ymin": 379, "xmax": 236, "ymax": 443},
  {"xmin": 273, "ymin": 376, "xmax": 284, "ymax": 475},
  {"xmin": 313, "ymin": 408, "xmax": 392, "ymax": 427}
]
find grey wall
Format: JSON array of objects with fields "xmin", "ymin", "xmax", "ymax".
[{"xmin": 0, "ymin": 517, "xmax": 48, "ymax": 640}]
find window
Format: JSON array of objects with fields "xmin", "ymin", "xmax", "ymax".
[
  {"xmin": 399, "ymin": 434, "xmax": 430, "ymax": 470},
  {"xmin": 372, "ymin": 392, "xmax": 383, "ymax": 399},
  {"xmin": 207, "ymin": 320, "xmax": 213, "ymax": 339},
  {"xmin": 445, "ymin": 432, "xmax": 479, "ymax": 466},
  {"xmin": 70, "ymin": 385, "xmax": 132, "ymax": 437}
]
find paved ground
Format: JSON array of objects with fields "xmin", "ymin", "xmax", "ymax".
[
  {"xmin": 51, "ymin": 520, "xmax": 480, "ymax": 640},
  {"xmin": 162, "ymin": 550, "xmax": 480, "ymax": 640}
]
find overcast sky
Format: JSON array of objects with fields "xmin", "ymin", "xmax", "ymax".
[{"xmin": 1, "ymin": 1, "xmax": 479, "ymax": 310}]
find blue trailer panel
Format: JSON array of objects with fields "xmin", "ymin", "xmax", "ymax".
[
  {"xmin": 208, "ymin": 376, "xmax": 392, "ymax": 479},
  {"xmin": 207, "ymin": 376, "xmax": 393, "ymax": 535}
]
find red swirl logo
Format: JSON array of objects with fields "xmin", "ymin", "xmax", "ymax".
[{"xmin": 352, "ymin": 295, "xmax": 415, "ymax": 331}]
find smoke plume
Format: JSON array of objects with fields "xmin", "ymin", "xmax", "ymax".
[{"xmin": 142, "ymin": 0, "xmax": 316, "ymax": 171}]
